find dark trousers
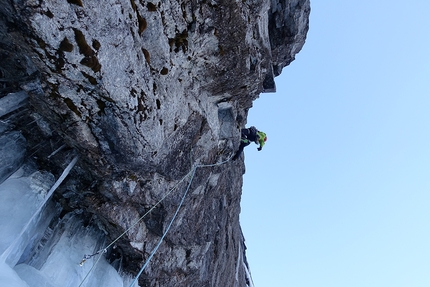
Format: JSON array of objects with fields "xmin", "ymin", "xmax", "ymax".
[
  {"xmin": 241, "ymin": 128, "xmax": 258, "ymax": 142},
  {"xmin": 232, "ymin": 129, "xmax": 253, "ymax": 160}
]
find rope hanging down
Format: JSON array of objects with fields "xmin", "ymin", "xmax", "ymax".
[
  {"xmin": 129, "ymin": 166, "xmax": 197, "ymax": 287},
  {"xmin": 78, "ymin": 153, "xmax": 232, "ymax": 287},
  {"xmin": 129, "ymin": 155, "xmax": 232, "ymax": 287}
]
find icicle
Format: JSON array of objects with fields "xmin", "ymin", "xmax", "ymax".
[
  {"xmin": 235, "ymin": 243, "xmax": 241, "ymax": 282},
  {"xmin": 45, "ymin": 155, "xmax": 78, "ymax": 200},
  {"xmin": 0, "ymin": 91, "xmax": 28, "ymax": 118},
  {"xmin": 243, "ymin": 261, "xmax": 255, "ymax": 287},
  {"xmin": 47, "ymin": 144, "xmax": 66, "ymax": 159},
  {"xmin": 0, "ymin": 155, "xmax": 79, "ymax": 264}
]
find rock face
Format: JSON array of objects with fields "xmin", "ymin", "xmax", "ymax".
[{"xmin": 0, "ymin": 0, "xmax": 309, "ymax": 286}]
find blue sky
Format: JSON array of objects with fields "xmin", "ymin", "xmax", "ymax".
[{"xmin": 240, "ymin": 1, "xmax": 430, "ymax": 286}]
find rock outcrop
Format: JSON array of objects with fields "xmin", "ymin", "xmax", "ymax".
[{"xmin": 0, "ymin": 0, "xmax": 310, "ymax": 286}]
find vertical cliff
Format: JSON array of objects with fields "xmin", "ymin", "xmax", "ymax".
[{"xmin": 0, "ymin": 0, "xmax": 310, "ymax": 286}]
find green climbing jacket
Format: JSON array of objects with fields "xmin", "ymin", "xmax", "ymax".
[{"xmin": 257, "ymin": 131, "xmax": 266, "ymax": 149}]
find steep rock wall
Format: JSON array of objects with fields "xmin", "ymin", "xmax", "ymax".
[{"xmin": 0, "ymin": 0, "xmax": 310, "ymax": 286}]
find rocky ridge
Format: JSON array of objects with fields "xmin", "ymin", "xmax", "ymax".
[{"xmin": 0, "ymin": 0, "xmax": 310, "ymax": 286}]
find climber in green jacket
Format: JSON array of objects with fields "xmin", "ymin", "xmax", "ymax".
[{"xmin": 232, "ymin": 126, "xmax": 267, "ymax": 161}]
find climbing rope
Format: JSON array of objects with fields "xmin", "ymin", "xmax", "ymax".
[
  {"xmin": 79, "ymin": 249, "xmax": 107, "ymax": 266},
  {"xmin": 77, "ymin": 167, "xmax": 194, "ymax": 287},
  {"xmin": 129, "ymin": 167, "xmax": 197, "ymax": 287},
  {"xmin": 80, "ymin": 168, "xmax": 194, "ymax": 262},
  {"xmin": 78, "ymin": 153, "xmax": 232, "ymax": 287},
  {"xmin": 129, "ymin": 155, "xmax": 232, "ymax": 287},
  {"xmin": 78, "ymin": 249, "xmax": 106, "ymax": 286}
]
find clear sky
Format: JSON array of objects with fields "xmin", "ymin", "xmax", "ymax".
[{"xmin": 240, "ymin": 1, "xmax": 430, "ymax": 287}]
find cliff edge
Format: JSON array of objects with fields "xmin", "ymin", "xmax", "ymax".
[{"xmin": 0, "ymin": 0, "xmax": 310, "ymax": 286}]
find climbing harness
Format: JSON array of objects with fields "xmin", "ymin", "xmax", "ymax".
[{"xmin": 78, "ymin": 152, "xmax": 232, "ymax": 287}]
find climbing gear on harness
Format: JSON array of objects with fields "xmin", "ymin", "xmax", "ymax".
[{"xmin": 79, "ymin": 249, "xmax": 107, "ymax": 266}]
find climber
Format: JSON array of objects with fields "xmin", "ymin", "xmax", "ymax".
[{"xmin": 232, "ymin": 126, "xmax": 267, "ymax": 161}]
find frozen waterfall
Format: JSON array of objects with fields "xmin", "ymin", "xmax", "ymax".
[{"xmin": 0, "ymin": 108, "xmax": 133, "ymax": 287}]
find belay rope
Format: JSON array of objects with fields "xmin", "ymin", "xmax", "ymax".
[{"xmin": 78, "ymin": 152, "xmax": 232, "ymax": 287}]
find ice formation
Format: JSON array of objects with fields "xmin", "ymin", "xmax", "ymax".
[{"xmin": 0, "ymin": 162, "xmax": 127, "ymax": 287}]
